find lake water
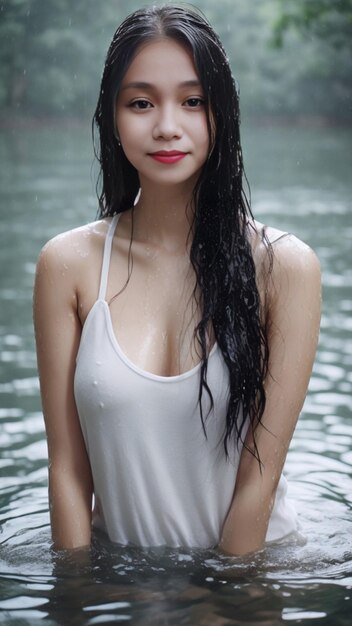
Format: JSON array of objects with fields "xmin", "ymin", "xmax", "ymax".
[{"xmin": 0, "ymin": 122, "xmax": 351, "ymax": 625}]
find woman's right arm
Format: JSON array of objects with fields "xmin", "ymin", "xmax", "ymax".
[{"xmin": 33, "ymin": 237, "xmax": 93, "ymax": 550}]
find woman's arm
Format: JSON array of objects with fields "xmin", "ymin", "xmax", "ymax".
[
  {"xmin": 219, "ymin": 236, "xmax": 321, "ymax": 556},
  {"xmin": 34, "ymin": 236, "xmax": 93, "ymax": 550}
]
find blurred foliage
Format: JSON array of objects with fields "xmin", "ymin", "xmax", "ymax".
[
  {"xmin": 0, "ymin": 0, "xmax": 351, "ymax": 121},
  {"xmin": 272, "ymin": 0, "xmax": 352, "ymax": 50},
  {"xmin": 268, "ymin": 0, "xmax": 352, "ymax": 120}
]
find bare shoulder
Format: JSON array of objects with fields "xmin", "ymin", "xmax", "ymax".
[
  {"xmin": 35, "ymin": 219, "xmax": 111, "ymax": 281},
  {"xmin": 269, "ymin": 231, "xmax": 320, "ymax": 291},
  {"xmin": 249, "ymin": 219, "xmax": 320, "ymax": 280},
  {"xmin": 34, "ymin": 219, "xmax": 112, "ymax": 316},
  {"xmin": 247, "ymin": 219, "xmax": 321, "ymax": 323},
  {"xmin": 37, "ymin": 220, "xmax": 109, "ymax": 264}
]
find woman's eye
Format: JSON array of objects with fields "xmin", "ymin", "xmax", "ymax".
[
  {"xmin": 129, "ymin": 99, "xmax": 152, "ymax": 110},
  {"xmin": 184, "ymin": 97, "xmax": 205, "ymax": 108}
]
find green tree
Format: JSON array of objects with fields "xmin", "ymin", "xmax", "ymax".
[
  {"xmin": 0, "ymin": 0, "xmax": 147, "ymax": 115},
  {"xmin": 0, "ymin": 0, "xmax": 351, "ymax": 121},
  {"xmin": 270, "ymin": 0, "xmax": 352, "ymax": 121},
  {"xmin": 272, "ymin": 0, "xmax": 352, "ymax": 49}
]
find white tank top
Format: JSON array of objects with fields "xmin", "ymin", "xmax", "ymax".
[{"xmin": 74, "ymin": 215, "xmax": 298, "ymax": 548}]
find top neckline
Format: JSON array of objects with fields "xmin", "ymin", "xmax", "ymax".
[
  {"xmin": 97, "ymin": 213, "xmax": 219, "ymax": 381},
  {"xmin": 100, "ymin": 298, "xmax": 219, "ymax": 382}
]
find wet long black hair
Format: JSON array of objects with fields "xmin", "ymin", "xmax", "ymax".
[{"xmin": 93, "ymin": 4, "xmax": 270, "ymax": 460}]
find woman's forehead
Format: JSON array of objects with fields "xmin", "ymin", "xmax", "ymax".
[{"xmin": 120, "ymin": 38, "xmax": 200, "ymax": 87}]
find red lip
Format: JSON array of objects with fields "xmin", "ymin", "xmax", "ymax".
[
  {"xmin": 149, "ymin": 150, "xmax": 187, "ymax": 164},
  {"xmin": 150, "ymin": 151, "xmax": 186, "ymax": 156}
]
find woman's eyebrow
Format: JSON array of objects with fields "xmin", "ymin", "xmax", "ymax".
[{"xmin": 121, "ymin": 79, "xmax": 202, "ymax": 91}]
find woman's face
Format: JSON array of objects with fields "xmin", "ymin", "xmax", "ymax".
[{"xmin": 115, "ymin": 38, "xmax": 210, "ymax": 190}]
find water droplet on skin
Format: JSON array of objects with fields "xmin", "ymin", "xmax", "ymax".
[
  {"xmin": 93, "ymin": 380, "xmax": 98, "ymax": 386},
  {"xmin": 99, "ymin": 402, "xmax": 104, "ymax": 409},
  {"xmin": 73, "ymin": 241, "xmax": 89, "ymax": 258}
]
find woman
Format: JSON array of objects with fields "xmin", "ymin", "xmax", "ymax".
[{"xmin": 33, "ymin": 5, "xmax": 321, "ymax": 556}]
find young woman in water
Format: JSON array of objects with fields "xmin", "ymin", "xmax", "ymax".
[{"xmin": 34, "ymin": 5, "xmax": 321, "ymax": 556}]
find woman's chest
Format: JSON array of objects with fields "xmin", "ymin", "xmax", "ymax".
[{"xmin": 103, "ymin": 247, "xmax": 205, "ymax": 377}]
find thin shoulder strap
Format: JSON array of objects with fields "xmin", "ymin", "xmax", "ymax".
[
  {"xmin": 98, "ymin": 214, "xmax": 120, "ymax": 301},
  {"xmin": 261, "ymin": 225, "xmax": 291, "ymax": 246},
  {"xmin": 271, "ymin": 232, "xmax": 291, "ymax": 244}
]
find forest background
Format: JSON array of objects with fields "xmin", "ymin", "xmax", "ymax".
[{"xmin": 0, "ymin": 0, "xmax": 351, "ymax": 125}]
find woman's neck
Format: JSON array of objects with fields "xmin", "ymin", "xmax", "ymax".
[{"xmin": 132, "ymin": 180, "xmax": 195, "ymax": 254}]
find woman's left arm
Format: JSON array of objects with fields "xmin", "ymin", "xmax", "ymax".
[{"xmin": 219, "ymin": 236, "xmax": 321, "ymax": 556}]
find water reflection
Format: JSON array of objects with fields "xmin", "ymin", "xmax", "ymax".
[
  {"xmin": 1, "ymin": 535, "xmax": 351, "ymax": 624},
  {"xmin": 0, "ymin": 124, "xmax": 351, "ymax": 624}
]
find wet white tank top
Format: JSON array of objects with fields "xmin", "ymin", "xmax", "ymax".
[{"xmin": 74, "ymin": 215, "xmax": 298, "ymax": 548}]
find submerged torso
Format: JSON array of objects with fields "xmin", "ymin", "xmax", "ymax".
[{"xmin": 73, "ymin": 215, "xmax": 297, "ymax": 547}]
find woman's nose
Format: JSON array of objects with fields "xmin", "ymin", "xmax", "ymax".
[{"xmin": 152, "ymin": 105, "xmax": 182, "ymax": 140}]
